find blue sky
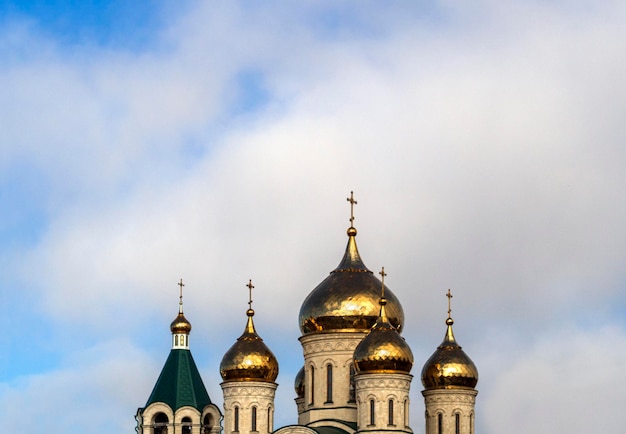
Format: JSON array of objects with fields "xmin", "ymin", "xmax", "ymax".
[{"xmin": 1, "ymin": 1, "xmax": 626, "ymax": 433}]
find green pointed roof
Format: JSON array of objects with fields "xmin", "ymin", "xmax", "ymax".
[{"xmin": 143, "ymin": 349, "xmax": 212, "ymax": 412}]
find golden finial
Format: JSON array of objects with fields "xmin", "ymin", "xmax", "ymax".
[
  {"xmin": 246, "ymin": 279, "xmax": 255, "ymax": 315},
  {"xmin": 177, "ymin": 278, "xmax": 185, "ymax": 313},
  {"xmin": 446, "ymin": 289, "xmax": 454, "ymax": 325},
  {"xmin": 379, "ymin": 267, "xmax": 387, "ymax": 299},
  {"xmin": 346, "ymin": 191, "xmax": 358, "ymax": 228}
]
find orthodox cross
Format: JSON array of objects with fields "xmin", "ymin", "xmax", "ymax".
[
  {"xmin": 246, "ymin": 279, "xmax": 255, "ymax": 310},
  {"xmin": 346, "ymin": 191, "xmax": 358, "ymax": 227},
  {"xmin": 178, "ymin": 278, "xmax": 185, "ymax": 311},
  {"xmin": 446, "ymin": 289, "xmax": 453, "ymax": 319},
  {"xmin": 379, "ymin": 267, "xmax": 387, "ymax": 298}
]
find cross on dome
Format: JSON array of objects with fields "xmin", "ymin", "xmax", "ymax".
[
  {"xmin": 178, "ymin": 278, "xmax": 185, "ymax": 313},
  {"xmin": 346, "ymin": 191, "xmax": 358, "ymax": 227}
]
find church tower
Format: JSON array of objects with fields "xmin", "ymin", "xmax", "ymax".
[
  {"xmin": 220, "ymin": 280, "xmax": 279, "ymax": 434},
  {"xmin": 135, "ymin": 280, "xmax": 222, "ymax": 434},
  {"xmin": 295, "ymin": 192, "xmax": 406, "ymax": 431},
  {"xmin": 421, "ymin": 290, "xmax": 478, "ymax": 434},
  {"xmin": 353, "ymin": 268, "xmax": 414, "ymax": 434}
]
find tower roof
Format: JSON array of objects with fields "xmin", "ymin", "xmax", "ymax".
[
  {"xmin": 353, "ymin": 268, "xmax": 413, "ymax": 374},
  {"xmin": 421, "ymin": 290, "xmax": 478, "ymax": 390},
  {"xmin": 298, "ymin": 192, "xmax": 404, "ymax": 335},
  {"xmin": 220, "ymin": 280, "xmax": 279, "ymax": 383},
  {"xmin": 144, "ymin": 349, "xmax": 212, "ymax": 411}
]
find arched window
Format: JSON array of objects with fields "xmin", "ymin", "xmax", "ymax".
[
  {"xmin": 369, "ymin": 399, "xmax": 375, "ymax": 426},
  {"xmin": 181, "ymin": 416, "xmax": 192, "ymax": 434},
  {"xmin": 251, "ymin": 406, "xmax": 257, "ymax": 432},
  {"xmin": 309, "ymin": 366, "xmax": 315, "ymax": 405},
  {"xmin": 470, "ymin": 413, "xmax": 474, "ymax": 434},
  {"xmin": 234, "ymin": 406, "xmax": 239, "ymax": 432},
  {"xmin": 175, "ymin": 335, "xmax": 179, "ymax": 346},
  {"xmin": 203, "ymin": 414, "xmax": 213, "ymax": 434},
  {"xmin": 455, "ymin": 413, "xmax": 460, "ymax": 434},
  {"xmin": 268, "ymin": 407, "xmax": 273, "ymax": 432},
  {"xmin": 388, "ymin": 399, "xmax": 394, "ymax": 425},
  {"xmin": 437, "ymin": 413, "xmax": 443, "ymax": 434},
  {"xmin": 153, "ymin": 412, "xmax": 169, "ymax": 434},
  {"xmin": 326, "ymin": 364, "xmax": 333, "ymax": 403}
]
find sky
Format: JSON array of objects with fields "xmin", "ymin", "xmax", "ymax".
[{"xmin": 1, "ymin": 1, "xmax": 625, "ymax": 433}]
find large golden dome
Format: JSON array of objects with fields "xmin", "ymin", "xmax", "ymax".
[
  {"xmin": 299, "ymin": 227, "xmax": 404, "ymax": 335},
  {"xmin": 354, "ymin": 297, "xmax": 413, "ymax": 373},
  {"xmin": 421, "ymin": 317, "xmax": 478, "ymax": 390},
  {"xmin": 170, "ymin": 311, "xmax": 192, "ymax": 335},
  {"xmin": 220, "ymin": 308, "xmax": 279, "ymax": 383}
]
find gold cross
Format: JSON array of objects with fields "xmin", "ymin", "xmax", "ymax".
[
  {"xmin": 178, "ymin": 279, "xmax": 185, "ymax": 304},
  {"xmin": 379, "ymin": 267, "xmax": 387, "ymax": 298},
  {"xmin": 346, "ymin": 191, "xmax": 358, "ymax": 227},
  {"xmin": 246, "ymin": 279, "xmax": 255, "ymax": 310},
  {"xmin": 446, "ymin": 289, "xmax": 453, "ymax": 319}
]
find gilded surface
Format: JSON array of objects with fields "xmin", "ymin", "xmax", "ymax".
[
  {"xmin": 220, "ymin": 311, "xmax": 279, "ymax": 382},
  {"xmin": 170, "ymin": 312, "xmax": 192, "ymax": 334},
  {"xmin": 294, "ymin": 366, "xmax": 305, "ymax": 398},
  {"xmin": 299, "ymin": 230, "xmax": 404, "ymax": 334},
  {"xmin": 421, "ymin": 321, "xmax": 478, "ymax": 390},
  {"xmin": 353, "ymin": 301, "xmax": 413, "ymax": 373}
]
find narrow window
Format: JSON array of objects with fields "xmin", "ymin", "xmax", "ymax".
[
  {"xmin": 153, "ymin": 413, "xmax": 169, "ymax": 434},
  {"xmin": 182, "ymin": 416, "xmax": 192, "ymax": 434},
  {"xmin": 310, "ymin": 366, "xmax": 315, "ymax": 405},
  {"xmin": 251, "ymin": 406, "xmax": 257, "ymax": 432},
  {"xmin": 349, "ymin": 365, "xmax": 356, "ymax": 403},
  {"xmin": 268, "ymin": 407, "xmax": 272, "ymax": 432},
  {"xmin": 326, "ymin": 364, "xmax": 333, "ymax": 403},
  {"xmin": 404, "ymin": 400, "xmax": 409, "ymax": 427},
  {"xmin": 175, "ymin": 335, "xmax": 178, "ymax": 346},
  {"xmin": 388, "ymin": 399, "xmax": 394, "ymax": 425},
  {"xmin": 203, "ymin": 414, "xmax": 213, "ymax": 434},
  {"xmin": 369, "ymin": 399, "xmax": 375, "ymax": 426},
  {"xmin": 470, "ymin": 413, "xmax": 474, "ymax": 434},
  {"xmin": 234, "ymin": 406, "xmax": 239, "ymax": 432},
  {"xmin": 455, "ymin": 413, "xmax": 460, "ymax": 434},
  {"xmin": 438, "ymin": 413, "xmax": 443, "ymax": 434}
]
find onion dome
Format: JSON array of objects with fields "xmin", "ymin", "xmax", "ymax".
[
  {"xmin": 299, "ymin": 224, "xmax": 404, "ymax": 335},
  {"xmin": 170, "ymin": 312, "xmax": 192, "ymax": 335},
  {"xmin": 421, "ymin": 294, "xmax": 478, "ymax": 390},
  {"xmin": 353, "ymin": 272, "xmax": 413, "ymax": 374},
  {"xmin": 294, "ymin": 366, "xmax": 305, "ymax": 398},
  {"xmin": 220, "ymin": 283, "xmax": 279, "ymax": 383}
]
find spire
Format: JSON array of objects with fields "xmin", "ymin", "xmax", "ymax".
[
  {"xmin": 353, "ymin": 267, "xmax": 414, "ymax": 373},
  {"xmin": 220, "ymin": 280, "xmax": 279, "ymax": 382},
  {"xmin": 244, "ymin": 279, "xmax": 257, "ymax": 336},
  {"xmin": 170, "ymin": 278, "xmax": 192, "ymax": 349},
  {"xmin": 333, "ymin": 191, "xmax": 370, "ymax": 273},
  {"xmin": 378, "ymin": 267, "xmax": 389, "ymax": 322},
  {"xmin": 421, "ymin": 289, "xmax": 478, "ymax": 390}
]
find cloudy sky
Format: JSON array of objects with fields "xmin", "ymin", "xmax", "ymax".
[{"xmin": 1, "ymin": 1, "xmax": 625, "ymax": 433}]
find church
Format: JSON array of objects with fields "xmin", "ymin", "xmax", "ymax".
[{"xmin": 134, "ymin": 193, "xmax": 479, "ymax": 434}]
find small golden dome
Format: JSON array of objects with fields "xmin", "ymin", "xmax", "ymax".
[
  {"xmin": 299, "ymin": 227, "xmax": 404, "ymax": 334},
  {"xmin": 294, "ymin": 366, "xmax": 305, "ymax": 398},
  {"xmin": 220, "ymin": 309, "xmax": 279, "ymax": 383},
  {"xmin": 353, "ymin": 297, "xmax": 413, "ymax": 373},
  {"xmin": 421, "ymin": 317, "xmax": 478, "ymax": 390},
  {"xmin": 170, "ymin": 312, "xmax": 192, "ymax": 335}
]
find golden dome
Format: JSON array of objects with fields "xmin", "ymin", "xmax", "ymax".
[
  {"xmin": 299, "ymin": 227, "xmax": 404, "ymax": 335},
  {"xmin": 220, "ymin": 308, "xmax": 279, "ymax": 383},
  {"xmin": 353, "ymin": 297, "xmax": 413, "ymax": 373},
  {"xmin": 294, "ymin": 366, "xmax": 305, "ymax": 398},
  {"xmin": 170, "ymin": 311, "xmax": 192, "ymax": 335},
  {"xmin": 421, "ymin": 317, "xmax": 478, "ymax": 390}
]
